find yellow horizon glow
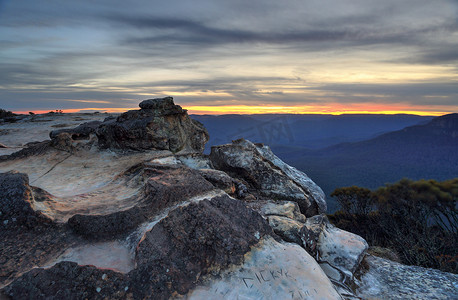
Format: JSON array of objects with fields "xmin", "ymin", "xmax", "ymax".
[{"xmin": 13, "ymin": 104, "xmax": 453, "ymax": 116}]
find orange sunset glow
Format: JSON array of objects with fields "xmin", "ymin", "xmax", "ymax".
[{"xmin": 14, "ymin": 104, "xmax": 452, "ymax": 116}]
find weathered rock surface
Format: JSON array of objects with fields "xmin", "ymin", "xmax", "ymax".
[
  {"xmin": 4, "ymin": 261, "xmax": 129, "ymax": 299},
  {"xmin": 187, "ymin": 237, "xmax": 342, "ymax": 300},
  {"xmin": 356, "ymin": 255, "xmax": 458, "ymax": 300},
  {"xmin": 131, "ymin": 195, "xmax": 272, "ymax": 298},
  {"xmin": 300, "ymin": 215, "xmax": 368, "ymax": 298},
  {"xmin": 197, "ymin": 168, "xmax": 236, "ymax": 194},
  {"xmin": 247, "ymin": 199, "xmax": 306, "ymax": 223},
  {"xmin": 318, "ymin": 222, "xmax": 368, "ymax": 281},
  {"xmin": 267, "ymin": 215, "xmax": 304, "ymax": 244},
  {"xmin": 0, "ymin": 171, "xmax": 52, "ymax": 227},
  {"xmin": 96, "ymin": 97, "xmax": 209, "ymax": 153},
  {"xmin": 0, "ymin": 172, "xmax": 80, "ymax": 287},
  {"xmin": 49, "ymin": 120, "xmax": 101, "ymax": 140},
  {"xmin": 210, "ymin": 138, "xmax": 325, "ymax": 216},
  {"xmin": 68, "ymin": 164, "xmax": 215, "ymax": 239},
  {"xmin": 4, "ymin": 195, "xmax": 273, "ymax": 299},
  {"xmin": 2, "ymin": 100, "xmax": 456, "ymax": 299}
]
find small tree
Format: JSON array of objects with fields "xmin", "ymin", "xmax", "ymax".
[{"xmin": 331, "ymin": 186, "xmax": 374, "ymax": 215}]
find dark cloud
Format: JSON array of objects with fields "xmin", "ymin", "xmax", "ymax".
[
  {"xmin": 0, "ymin": 0, "xmax": 457, "ymax": 112},
  {"xmin": 111, "ymin": 15, "xmax": 455, "ymax": 48}
]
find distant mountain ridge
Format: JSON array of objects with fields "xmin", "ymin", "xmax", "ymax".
[
  {"xmin": 192, "ymin": 113, "xmax": 434, "ymax": 152},
  {"xmin": 279, "ymin": 113, "xmax": 458, "ymax": 211},
  {"xmin": 192, "ymin": 113, "xmax": 457, "ymax": 212}
]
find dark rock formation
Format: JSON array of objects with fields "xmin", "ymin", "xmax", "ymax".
[
  {"xmin": 0, "ymin": 172, "xmax": 52, "ymax": 227},
  {"xmin": 4, "ymin": 262, "xmax": 128, "ymax": 300},
  {"xmin": 0, "ymin": 141, "xmax": 51, "ymax": 162},
  {"xmin": 49, "ymin": 120, "xmax": 101, "ymax": 140},
  {"xmin": 96, "ymin": 97, "xmax": 208, "ymax": 153},
  {"xmin": 68, "ymin": 164, "xmax": 215, "ymax": 239},
  {"xmin": 210, "ymin": 138, "xmax": 326, "ymax": 216},
  {"xmin": 0, "ymin": 172, "xmax": 77, "ymax": 286},
  {"xmin": 300, "ymin": 214, "xmax": 327, "ymax": 258},
  {"xmin": 5, "ymin": 195, "xmax": 272, "ymax": 299},
  {"xmin": 131, "ymin": 195, "xmax": 272, "ymax": 298},
  {"xmin": 198, "ymin": 168, "xmax": 236, "ymax": 194}
]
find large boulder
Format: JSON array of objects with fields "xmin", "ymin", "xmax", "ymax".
[
  {"xmin": 96, "ymin": 97, "xmax": 209, "ymax": 153},
  {"xmin": 209, "ymin": 139, "xmax": 326, "ymax": 216}
]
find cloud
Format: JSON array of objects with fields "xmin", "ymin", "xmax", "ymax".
[{"xmin": 0, "ymin": 0, "xmax": 457, "ymax": 113}]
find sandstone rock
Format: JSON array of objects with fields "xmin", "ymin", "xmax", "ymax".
[
  {"xmin": 96, "ymin": 97, "xmax": 209, "ymax": 153},
  {"xmin": 0, "ymin": 173, "xmax": 77, "ymax": 287},
  {"xmin": 131, "ymin": 195, "xmax": 272, "ymax": 297},
  {"xmin": 6, "ymin": 195, "xmax": 272, "ymax": 299},
  {"xmin": 318, "ymin": 223, "xmax": 368, "ymax": 281},
  {"xmin": 267, "ymin": 215, "xmax": 303, "ymax": 244},
  {"xmin": 300, "ymin": 215, "xmax": 368, "ymax": 295},
  {"xmin": 4, "ymin": 261, "xmax": 128, "ymax": 299},
  {"xmin": 187, "ymin": 237, "xmax": 342, "ymax": 300},
  {"xmin": 68, "ymin": 164, "xmax": 215, "ymax": 238},
  {"xmin": 300, "ymin": 214, "xmax": 327, "ymax": 259},
  {"xmin": 176, "ymin": 153, "xmax": 213, "ymax": 169},
  {"xmin": 0, "ymin": 171, "xmax": 52, "ymax": 227},
  {"xmin": 247, "ymin": 199, "xmax": 306, "ymax": 223},
  {"xmin": 198, "ymin": 168, "xmax": 236, "ymax": 194},
  {"xmin": 255, "ymin": 143, "xmax": 327, "ymax": 214},
  {"xmin": 209, "ymin": 139, "xmax": 325, "ymax": 216},
  {"xmin": 0, "ymin": 140, "xmax": 50, "ymax": 161},
  {"xmin": 356, "ymin": 255, "xmax": 458, "ymax": 300},
  {"xmin": 49, "ymin": 120, "xmax": 101, "ymax": 140}
]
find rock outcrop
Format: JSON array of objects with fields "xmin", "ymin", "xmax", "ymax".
[
  {"xmin": 0, "ymin": 171, "xmax": 53, "ymax": 227},
  {"xmin": 68, "ymin": 164, "xmax": 215, "ymax": 239},
  {"xmin": 96, "ymin": 97, "xmax": 208, "ymax": 152},
  {"xmin": 1, "ymin": 98, "xmax": 456, "ymax": 300},
  {"xmin": 210, "ymin": 138, "xmax": 326, "ymax": 216}
]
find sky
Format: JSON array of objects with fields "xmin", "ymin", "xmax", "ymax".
[{"xmin": 0, "ymin": 0, "xmax": 457, "ymax": 115}]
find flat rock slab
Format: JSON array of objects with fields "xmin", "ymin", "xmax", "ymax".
[
  {"xmin": 357, "ymin": 255, "xmax": 458, "ymax": 300},
  {"xmin": 0, "ymin": 113, "xmax": 112, "ymax": 156}
]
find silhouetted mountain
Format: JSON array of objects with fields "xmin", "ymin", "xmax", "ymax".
[
  {"xmin": 279, "ymin": 113, "xmax": 458, "ymax": 211},
  {"xmin": 192, "ymin": 113, "xmax": 433, "ymax": 152}
]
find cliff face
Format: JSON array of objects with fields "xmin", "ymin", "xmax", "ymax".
[{"xmin": 0, "ymin": 98, "xmax": 456, "ymax": 299}]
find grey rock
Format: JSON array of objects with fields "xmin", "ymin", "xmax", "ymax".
[
  {"xmin": 356, "ymin": 255, "xmax": 458, "ymax": 300},
  {"xmin": 318, "ymin": 222, "xmax": 368, "ymax": 280},
  {"xmin": 247, "ymin": 200, "xmax": 306, "ymax": 223},
  {"xmin": 198, "ymin": 168, "xmax": 236, "ymax": 194},
  {"xmin": 210, "ymin": 139, "xmax": 324, "ymax": 216},
  {"xmin": 49, "ymin": 120, "xmax": 101, "ymax": 140},
  {"xmin": 6, "ymin": 195, "xmax": 272, "ymax": 299},
  {"xmin": 96, "ymin": 97, "xmax": 209, "ymax": 153},
  {"xmin": 300, "ymin": 214, "xmax": 327, "ymax": 258},
  {"xmin": 0, "ymin": 171, "xmax": 52, "ymax": 227},
  {"xmin": 139, "ymin": 96, "xmax": 177, "ymax": 111},
  {"xmin": 267, "ymin": 215, "xmax": 303, "ymax": 244}
]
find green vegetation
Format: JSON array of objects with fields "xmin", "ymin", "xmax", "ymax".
[{"xmin": 328, "ymin": 178, "xmax": 458, "ymax": 273}]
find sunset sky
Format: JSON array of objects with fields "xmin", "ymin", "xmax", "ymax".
[{"xmin": 0, "ymin": 0, "xmax": 457, "ymax": 115}]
